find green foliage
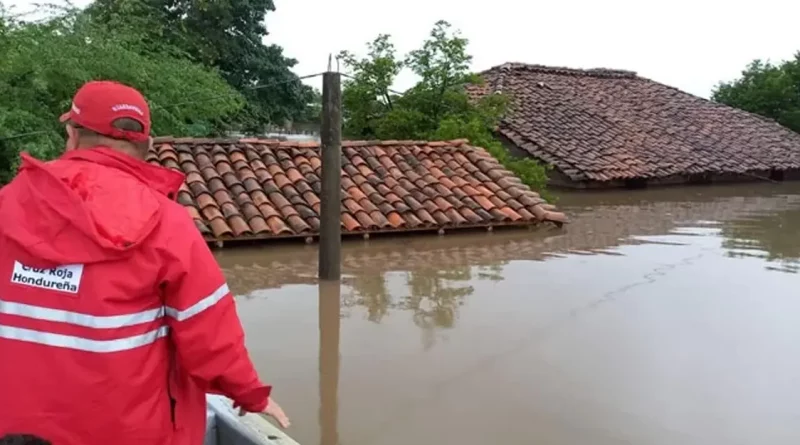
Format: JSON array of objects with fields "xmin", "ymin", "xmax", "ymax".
[
  {"xmin": 87, "ymin": 0, "xmax": 314, "ymax": 132},
  {"xmin": 0, "ymin": 5, "xmax": 243, "ymax": 182},
  {"xmin": 295, "ymin": 87, "xmax": 322, "ymax": 125},
  {"xmin": 338, "ymin": 21, "xmax": 550, "ymax": 194},
  {"xmin": 712, "ymin": 53, "xmax": 800, "ymax": 133},
  {"xmin": 338, "ymin": 34, "xmax": 404, "ymax": 138}
]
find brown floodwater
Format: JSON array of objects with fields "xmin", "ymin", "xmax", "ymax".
[{"xmin": 215, "ymin": 183, "xmax": 800, "ymax": 445}]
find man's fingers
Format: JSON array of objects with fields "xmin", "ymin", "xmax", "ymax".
[
  {"xmin": 274, "ymin": 414, "xmax": 291, "ymax": 429},
  {"xmin": 269, "ymin": 410, "xmax": 291, "ymax": 429},
  {"xmin": 256, "ymin": 411, "xmax": 291, "ymax": 429},
  {"xmin": 266, "ymin": 407, "xmax": 291, "ymax": 429}
]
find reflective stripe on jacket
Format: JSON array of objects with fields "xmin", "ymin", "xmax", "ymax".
[{"xmin": 0, "ymin": 147, "xmax": 270, "ymax": 445}]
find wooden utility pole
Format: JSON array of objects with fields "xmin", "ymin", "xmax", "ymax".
[
  {"xmin": 318, "ymin": 281, "xmax": 341, "ymax": 445},
  {"xmin": 319, "ymin": 69, "xmax": 342, "ymax": 280}
]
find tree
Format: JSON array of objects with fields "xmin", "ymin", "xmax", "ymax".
[
  {"xmin": 87, "ymin": 0, "xmax": 313, "ymax": 133},
  {"xmin": 0, "ymin": 6, "xmax": 243, "ymax": 182},
  {"xmin": 338, "ymin": 34, "xmax": 404, "ymax": 138},
  {"xmin": 338, "ymin": 21, "xmax": 549, "ymax": 193},
  {"xmin": 295, "ymin": 87, "xmax": 322, "ymax": 125},
  {"xmin": 712, "ymin": 53, "xmax": 800, "ymax": 133}
]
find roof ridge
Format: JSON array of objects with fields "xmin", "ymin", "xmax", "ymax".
[
  {"xmin": 486, "ymin": 62, "xmax": 638, "ymax": 79},
  {"xmin": 153, "ymin": 137, "xmax": 473, "ymax": 148}
]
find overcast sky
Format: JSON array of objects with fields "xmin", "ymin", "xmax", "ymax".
[{"xmin": 7, "ymin": 0, "xmax": 800, "ymax": 98}]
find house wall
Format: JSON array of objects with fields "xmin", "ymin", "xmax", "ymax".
[
  {"xmin": 497, "ymin": 134, "xmax": 532, "ymax": 160},
  {"xmin": 554, "ymin": 170, "xmax": 800, "ymax": 190},
  {"xmin": 783, "ymin": 169, "xmax": 800, "ymax": 181}
]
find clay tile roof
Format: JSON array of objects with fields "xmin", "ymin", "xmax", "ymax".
[
  {"xmin": 148, "ymin": 137, "xmax": 566, "ymax": 242},
  {"xmin": 468, "ymin": 62, "xmax": 800, "ymax": 183}
]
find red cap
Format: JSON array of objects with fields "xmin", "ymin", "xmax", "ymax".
[{"xmin": 60, "ymin": 80, "xmax": 151, "ymax": 142}]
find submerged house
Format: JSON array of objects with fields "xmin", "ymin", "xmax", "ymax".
[
  {"xmin": 148, "ymin": 137, "xmax": 566, "ymax": 245},
  {"xmin": 468, "ymin": 63, "xmax": 800, "ymax": 188}
]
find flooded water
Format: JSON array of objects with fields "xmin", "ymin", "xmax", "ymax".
[{"xmin": 216, "ymin": 183, "xmax": 800, "ymax": 445}]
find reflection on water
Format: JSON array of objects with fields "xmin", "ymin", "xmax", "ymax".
[
  {"xmin": 220, "ymin": 183, "xmax": 800, "ymax": 445},
  {"xmin": 318, "ymin": 282, "xmax": 340, "ymax": 445},
  {"xmin": 721, "ymin": 209, "xmax": 800, "ymax": 273},
  {"xmin": 344, "ymin": 268, "xmax": 475, "ymax": 350}
]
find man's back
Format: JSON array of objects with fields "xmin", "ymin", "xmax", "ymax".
[
  {"xmin": 0, "ymin": 79, "xmax": 282, "ymax": 445},
  {"xmin": 0, "ymin": 149, "xmax": 187, "ymax": 444},
  {"xmin": 0, "ymin": 147, "xmax": 275, "ymax": 445}
]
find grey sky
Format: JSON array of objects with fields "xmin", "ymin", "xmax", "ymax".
[{"xmin": 8, "ymin": 0, "xmax": 800, "ymax": 98}]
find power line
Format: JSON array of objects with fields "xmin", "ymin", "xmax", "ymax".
[
  {"xmin": 0, "ymin": 130, "xmax": 53, "ymax": 142},
  {"xmin": 164, "ymin": 72, "xmax": 326, "ymax": 108},
  {"xmin": 339, "ymin": 72, "xmax": 483, "ymax": 97},
  {"xmin": 340, "ymin": 72, "xmax": 407, "ymax": 96},
  {"xmin": 339, "ymin": 72, "xmax": 501, "ymax": 122}
]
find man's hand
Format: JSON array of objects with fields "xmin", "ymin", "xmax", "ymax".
[
  {"xmin": 263, "ymin": 398, "xmax": 291, "ymax": 428},
  {"xmin": 238, "ymin": 397, "xmax": 291, "ymax": 429}
]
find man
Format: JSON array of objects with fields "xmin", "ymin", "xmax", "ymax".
[{"xmin": 0, "ymin": 81, "xmax": 289, "ymax": 445}]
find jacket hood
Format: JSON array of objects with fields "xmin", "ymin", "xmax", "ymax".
[{"xmin": 0, "ymin": 147, "xmax": 185, "ymax": 265}]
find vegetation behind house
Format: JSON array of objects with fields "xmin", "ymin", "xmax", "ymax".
[
  {"xmin": 338, "ymin": 21, "xmax": 550, "ymax": 196},
  {"xmin": 0, "ymin": 0, "xmax": 313, "ymax": 183},
  {"xmin": 713, "ymin": 52, "xmax": 800, "ymax": 133},
  {"xmin": 0, "ymin": 4, "xmax": 245, "ymax": 183},
  {"xmin": 85, "ymin": 0, "xmax": 316, "ymax": 134}
]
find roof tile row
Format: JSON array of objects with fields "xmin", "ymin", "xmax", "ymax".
[{"xmin": 149, "ymin": 138, "xmax": 565, "ymax": 241}]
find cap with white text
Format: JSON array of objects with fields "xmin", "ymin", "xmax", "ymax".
[{"xmin": 59, "ymin": 80, "xmax": 151, "ymax": 142}]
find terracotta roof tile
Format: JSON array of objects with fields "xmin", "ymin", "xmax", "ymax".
[
  {"xmin": 209, "ymin": 218, "xmax": 232, "ymax": 238},
  {"xmin": 468, "ymin": 62, "xmax": 800, "ymax": 183},
  {"xmin": 148, "ymin": 138, "xmax": 565, "ymax": 242}
]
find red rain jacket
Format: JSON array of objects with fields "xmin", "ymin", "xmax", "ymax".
[{"xmin": 0, "ymin": 147, "xmax": 271, "ymax": 445}]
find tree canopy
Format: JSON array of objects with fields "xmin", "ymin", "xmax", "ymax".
[
  {"xmin": 86, "ymin": 0, "xmax": 315, "ymax": 132},
  {"xmin": 712, "ymin": 53, "xmax": 800, "ymax": 133},
  {"xmin": 0, "ymin": 0, "xmax": 322, "ymax": 183},
  {"xmin": 338, "ymin": 21, "xmax": 549, "ymax": 193},
  {"xmin": 0, "ymin": 4, "xmax": 243, "ymax": 182}
]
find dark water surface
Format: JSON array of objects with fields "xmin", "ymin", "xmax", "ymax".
[{"xmin": 216, "ymin": 183, "xmax": 800, "ymax": 445}]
